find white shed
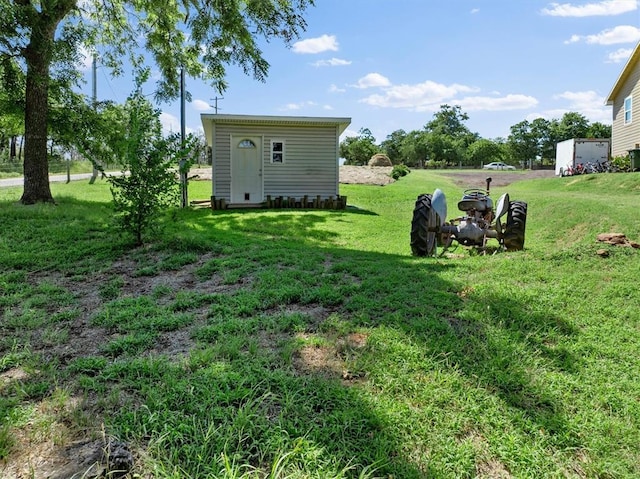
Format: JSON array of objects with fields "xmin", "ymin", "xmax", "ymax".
[{"xmin": 200, "ymin": 114, "xmax": 351, "ymax": 208}]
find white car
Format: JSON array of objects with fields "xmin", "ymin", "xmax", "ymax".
[{"xmin": 483, "ymin": 162, "xmax": 516, "ymax": 171}]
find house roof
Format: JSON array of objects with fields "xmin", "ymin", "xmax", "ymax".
[
  {"xmin": 606, "ymin": 41, "xmax": 640, "ymax": 105},
  {"xmin": 201, "ymin": 114, "xmax": 351, "ymax": 144}
]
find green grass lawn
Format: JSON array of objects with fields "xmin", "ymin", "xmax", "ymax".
[{"xmin": 1, "ymin": 171, "xmax": 639, "ymax": 478}]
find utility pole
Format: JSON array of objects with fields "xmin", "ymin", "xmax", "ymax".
[
  {"xmin": 88, "ymin": 56, "xmax": 99, "ymax": 184},
  {"xmin": 210, "ymin": 97, "xmax": 223, "ymax": 113},
  {"xmin": 179, "ymin": 67, "xmax": 188, "ymax": 208}
]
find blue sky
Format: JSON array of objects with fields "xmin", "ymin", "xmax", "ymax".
[{"xmin": 82, "ymin": 0, "xmax": 640, "ymax": 143}]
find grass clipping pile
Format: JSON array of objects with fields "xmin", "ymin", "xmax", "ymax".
[{"xmin": 339, "ymin": 165, "xmax": 395, "ymax": 185}]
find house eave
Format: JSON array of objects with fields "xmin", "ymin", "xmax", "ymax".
[
  {"xmin": 606, "ymin": 41, "xmax": 640, "ymax": 105},
  {"xmin": 201, "ymin": 113, "xmax": 352, "ymax": 137}
]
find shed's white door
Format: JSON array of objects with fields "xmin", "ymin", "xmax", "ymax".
[{"xmin": 231, "ymin": 137, "xmax": 263, "ymax": 203}]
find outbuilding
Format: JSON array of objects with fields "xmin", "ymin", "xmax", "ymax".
[{"xmin": 200, "ymin": 114, "xmax": 351, "ymax": 208}]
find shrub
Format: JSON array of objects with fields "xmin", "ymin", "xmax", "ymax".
[
  {"xmin": 425, "ymin": 159, "xmax": 448, "ymax": 169},
  {"xmin": 391, "ymin": 164, "xmax": 410, "ymax": 180},
  {"xmin": 108, "ymin": 88, "xmax": 179, "ymax": 246},
  {"xmin": 610, "ymin": 154, "xmax": 630, "ymax": 172}
]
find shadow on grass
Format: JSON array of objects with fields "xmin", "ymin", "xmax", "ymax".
[{"xmin": 1, "ymin": 200, "xmax": 582, "ymax": 477}]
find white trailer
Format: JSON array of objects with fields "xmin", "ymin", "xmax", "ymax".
[{"xmin": 555, "ymin": 138, "xmax": 610, "ymax": 176}]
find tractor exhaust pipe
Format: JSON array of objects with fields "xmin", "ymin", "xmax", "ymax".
[{"xmin": 486, "ymin": 177, "xmax": 492, "ymax": 194}]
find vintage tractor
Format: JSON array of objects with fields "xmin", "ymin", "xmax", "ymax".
[{"xmin": 410, "ymin": 177, "xmax": 527, "ymax": 256}]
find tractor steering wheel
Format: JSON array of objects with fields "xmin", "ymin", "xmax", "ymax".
[{"xmin": 462, "ymin": 188, "xmax": 488, "ymax": 197}]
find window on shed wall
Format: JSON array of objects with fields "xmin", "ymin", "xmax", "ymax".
[
  {"xmin": 624, "ymin": 95, "xmax": 633, "ymax": 124},
  {"xmin": 271, "ymin": 140, "xmax": 285, "ymax": 164}
]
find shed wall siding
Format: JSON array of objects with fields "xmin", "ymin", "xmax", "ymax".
[
  {"xmin": 212, "ymin": 126, "xmax": 232, "ymax": 199},
  {"xmin": 612, "ymin": 59, "xmax": 640, "ymax": 157},
  {"xmin": 212, "ymin": 124, "xmax": 339, "ymax": 201}
]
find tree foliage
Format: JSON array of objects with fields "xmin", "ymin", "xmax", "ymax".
[
  {"xmin": 380, "ymin": 129, "xmax": 406, "ymax": 164},
  {"xmin": 342, "ymin": 105, "xmax": 610, "ymax": 170},
  {"xmin": 467, "ymin": 138, "xmax": 504, "ymax": 167},
  {"xmin": 506, "ymin": 112, "xmax": 611, "ymax": 166},
  {"xmin": 507, "ymin": 120, "xmax": 538, "ymax": 167},
  {"xmin": 0, "ymin": 0, "xmax": 315, "ymax": 203},
  {"xmin": 107, "ymin": 88, "xmax": 179, "ymax": 246},
  {"xmin": 339, "ymin": 128, "xmax": 378, "ymax": 165}
]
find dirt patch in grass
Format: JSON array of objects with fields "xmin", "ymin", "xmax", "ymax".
[
  {"xmin": 292, "ymin": 332, "xmax": 368, "ymax": 385},
  {"xmin": 192, "ymin": 166, "xmax": 398, "ymax": 186},
  {"xmin": 437, "ymin": 169, "xmax": 555, "ymax": 187},
  {"xmin": 338, "ymin": 166, "xmax": 395, "ymax": 185},
  {"xmin": 192, "ymin": 166, "xmax": 554, "ymax": 188},
  {"xmin": 2, "ymin": 248, "xmax": 363, "ymax": 477},
  {"xmin": 0, "ymin": 252, "xmax": 239, "ymax": 477}
]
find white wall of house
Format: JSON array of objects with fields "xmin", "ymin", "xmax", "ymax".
[
  {"xmin": 607, "ymin": 44, "xmax": 640, "ymax": 157},
  {"xmin": 203, "ymin": 115, "xmax": 350, "ymax": 204}
]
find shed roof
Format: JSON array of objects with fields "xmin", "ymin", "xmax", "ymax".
[
  {"xmin": 201, "ymin": 114, "xmax": 351, "ymax": 144},
  {"xmin": 606, "ymin": 41, "xmax": 640, "ymax": 105}
]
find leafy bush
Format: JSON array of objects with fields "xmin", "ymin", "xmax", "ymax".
[
  {"xmin": 391, "ymin": 164, "xmax": 410, "ymax": 179},
  {"xmin": 610, "ymin": 154, "xmax": 631, "ymax": 172},
  {"xmin": 107, "ymin": 88, "xmax": 179, "ymax": 246},
  {"xmin": 425, "ymin": 159, "xmax": 448, "ymax": 169}
]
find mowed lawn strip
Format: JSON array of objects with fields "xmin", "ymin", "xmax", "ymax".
[{"xmin": 1, "ymin": 171, "xmax": 639, "ymax": 478}]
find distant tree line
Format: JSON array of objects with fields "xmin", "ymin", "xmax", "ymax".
[{"xmin": 339, "ymin": 104, "xmax": 611, "ymax": 168}]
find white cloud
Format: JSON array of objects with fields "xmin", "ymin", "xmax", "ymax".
[
  {"xmin": 329, "ymin": 84, "xmax": 346, "ymax": 93},
  {"xmin": 607, "ymin": 47, "xmax": 633, "ymax": 62},
  {"xmin": 341, "ymin": 128, "xmax": 360, "ymax": 139},
  {"xmin": 280, "ymin": 101, "xmax": 317, "ymax": 111},
  {"xmin": 470, "ymin": 8, "xmax": 480, "ymax": 14},
  {"xmin": 192, "ymin": 99, "xmax": 211, "ymax": 111},
  {"xmin": 77, "ymin": 45, "xmax": 94, "ymax": 71},
  {"xmin": 565, "ymin": 34, "xmax": 582, "ymax": 44},
  {"xmin": 160, "ymin": 112, "xmax": 180, "ymax": 134},
  {"xmin": 323, "ymin": 105, "xmax": 334, "ymax": 110},
  {"xmin": 358, "ymin": 78, "xmax": 537, "ymax": 114},
  {"xmin": 312, "ymin": 58, "xmax": 352, "ymax": 67},
  {"xmin": 565, "ymin": 25, "xmax": 640, "ymax": 44},
  {"xmin": 359, "ymin": 80, "xmax": 477, "ymax": 109},
  {"xmin": 554, "ymin": 89, "xmax": 602, "ymax": 106},
  {"xmin": 160, "ymin": 112, "xmax": 195, "ymax": 136},
  {"xmin": 550, "ymin": 90, "xmax": 611, "ymax": 123},
  {"xmin": 542, "ymin": 0, "xmax": 637, "ymax": 17},
  {"xmin": 352, "ymin": 73, "xmax": 392, "ymax": 89},
  {"xmin": 458, "ymin": 94, "xmax": 539, "ymax": 111},
  {"xmin": 292, "ymin": 34, "xmax": 339, "ymax": 54}
]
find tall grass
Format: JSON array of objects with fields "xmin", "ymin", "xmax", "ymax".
[{"xmin": 1, "ymin": 171, "xmax": 639, "ymax": 478}]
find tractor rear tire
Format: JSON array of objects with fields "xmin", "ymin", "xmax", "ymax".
[
  {"xmin": 504, "ymin": 201, "xmax": 527, "ymax": 251},
  {"xmin": 411, "ymin": 194, "xmax": 438, "ymax": 256}
]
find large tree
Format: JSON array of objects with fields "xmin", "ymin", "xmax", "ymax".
[
  {"xmin": 339, "ymin": 128, "xmax": 378, "ymax": 165},
  {"xmin": 586, "ymin": 121, "xmax": 611, "ymax": 139},
  {"xmin": 424, "ymin": 104, "xmax": 479, "ymax": 165},
  {"xmin": 380, "ymin": 129, "xmax": 406, "ymax": 164},
  {"xmin": 0, "ymin": 0, "xmax": 314, "ymax": 204},
  {"xmin": 507, "ymin": 120, "xmax": 537, "ymax": 167},
  {"xmin": 553, "ymin": 112, "xmax": 590, "ymax": 141},
  {"xmin": 467, "ymin": 138, "xmax": 504, "ymax": 167}
]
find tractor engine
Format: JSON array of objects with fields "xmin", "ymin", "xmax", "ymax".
[{"xmin": 445, "ymin": 185, "xmax": 496, "ymax": 246}]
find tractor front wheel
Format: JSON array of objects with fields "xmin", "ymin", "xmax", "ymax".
[
  {"xmin": 411, "ymin": 194, "xmax": 438, "ymax": 256},
  {"xmin": 503, "ymin": 201, "xmax": 527, "ymax": 251}
]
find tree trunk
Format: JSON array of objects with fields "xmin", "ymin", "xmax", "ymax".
[
  {"xmin": 19, "ymin": 0, "xmax": 74, "ymax": 204},
  {"xmin": 21, "ymin": 38, "xmax": 54, "ymax": 204}
]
